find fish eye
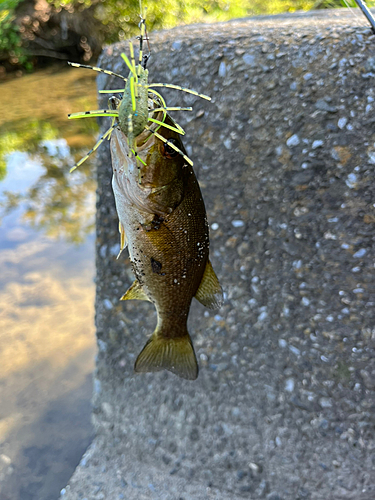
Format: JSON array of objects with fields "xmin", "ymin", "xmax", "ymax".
[{"xmin": 163, "ymin": 138, "xmax": 179, "ymax": 159}]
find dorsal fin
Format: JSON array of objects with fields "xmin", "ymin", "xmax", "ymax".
[{"xmin": 194, "ymin": 259, "xmax": 223, "ymax": 309}]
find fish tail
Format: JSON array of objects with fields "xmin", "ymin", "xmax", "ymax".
[{"xmin": 134, "ymin": 329, "xmax": 198, "ymax": 380}]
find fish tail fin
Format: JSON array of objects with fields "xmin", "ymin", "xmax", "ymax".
[{"xmin": 134, "ymin": 329, "xmax": 198, "ymax": 380}]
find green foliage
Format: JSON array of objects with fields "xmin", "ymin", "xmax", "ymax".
[
  {"xmin": 314, "ymin": 0, "xmax": 375, "ymax": 8},
  {"xmin": 0, "ymin": 0, "xmax": 31, "ymax": 68},
  {"xmin": 46, "ymin": 0, "xmax": 375, "ymax": 48},
  {"xmin": 5, "ymin": 0, "xmax": 375, "ymax": 68},
  {"xmin": 42, "ymin": 0, "xmax": 306, "ymax": 46}
]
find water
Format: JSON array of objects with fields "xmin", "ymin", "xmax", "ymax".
[{"xmin": 0, "ymin": 67, "xmax": 99, "ymax": 500}]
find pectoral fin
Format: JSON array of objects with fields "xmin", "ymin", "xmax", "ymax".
[
  {"xmin": 194, "ymin": 259, "xmax": 223, "ymax": 309},
  {"xmin": 117, "ymin": 222, "xmax": 128, "ymax": 259},
  {"xmin": 120, "ymin": 280, "xmax": 150, "ymax": 301}
]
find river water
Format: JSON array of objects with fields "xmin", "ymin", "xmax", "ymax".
[{"xmin": 0, "ymin": 67, "xmax": 99, "ymax": 500}]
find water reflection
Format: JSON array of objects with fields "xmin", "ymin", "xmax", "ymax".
[
  {"xmin": 1, "ymin": 126, "xmax": 96, "ymax": 244},
  {"xmin": 0, "ymin": 68, "xmax": 98, "ymax": 500},
  {"xmin": 0, "ymin": 150, "xmax": 95, "ymax": 243}
]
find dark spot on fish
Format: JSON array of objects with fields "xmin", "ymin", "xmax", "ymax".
[
  {"xmin": 152, "ymin": 215, "xmax": 164, "ymax": 230},
  {"xmin": 151, "ymin": 257, "xmax": 162, "ymax": 274},
  {"xmin": 141, "ymin": 215, "xmax": 164, "ymax": 232}
]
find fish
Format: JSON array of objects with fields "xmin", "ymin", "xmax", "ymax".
[
  {"xmin": 111, "ymin": 111, "xmax": 223, "ymax": 380},
  {"xmin": 67, "ymin": 4, "xmax": 223, "ymax": 380}
]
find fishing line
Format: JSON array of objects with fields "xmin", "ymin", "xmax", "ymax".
[
  {"xmin": 352, "ymin": 0, "xmax": 375, "ymax": 31},
  {"xmin": 341, "ymin": 0, "xmax": 368, "ymax": 26}
]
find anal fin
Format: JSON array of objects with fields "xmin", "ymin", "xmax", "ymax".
[
  {"xmin": 194, "ymin": 259, "xmax": 223, "ymax": 309},
  {"xmin": 120, "ymin": 280, "xmax": 150, "ymax": 301}
]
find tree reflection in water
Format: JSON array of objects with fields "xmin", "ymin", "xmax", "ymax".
[{"xmin": 0, "ymin": 118, "xmax": 97, "ymax": 244}]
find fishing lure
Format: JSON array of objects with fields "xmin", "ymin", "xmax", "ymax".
[{"xmin": 67, "ymin": 5, "xmax": 211, "ymax": 174}]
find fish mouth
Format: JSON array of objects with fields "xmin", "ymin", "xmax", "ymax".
[
  {"xmin": 110, "ymin": 105, "xmax": 163, "ymax": 179},
  {"xmin": 135, "ymin": 128, "xmax": 155, "ymax": 152},
  {"xmin": 114, "ymin": 107, "xmax": 163, "ymax": 162}
]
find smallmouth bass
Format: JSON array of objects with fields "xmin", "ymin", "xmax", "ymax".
[
  {"xmin": 111, "ymin": 110, "xmax": 223, "ymax": 380},
  {"xmin": 67, "ymin": 6, "xmax": 222, "ymax": 379}
]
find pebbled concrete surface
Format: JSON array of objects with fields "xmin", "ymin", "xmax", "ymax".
[{"xmin": 61, "ymin": 10, "xmax": 375, "ymax": 500}]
